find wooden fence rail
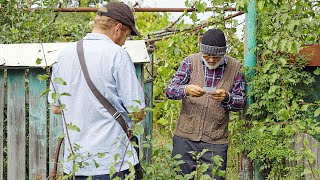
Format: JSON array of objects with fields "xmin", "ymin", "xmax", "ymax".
[
  {"xmin": 294, "ymin": 133, "xmax": 320, "ymax": 180},
  {"xmin": 0, "ymin": 66, "xmax": 152, "ymax": 179},
  {"xmin": 0, "ymin": 68, "xmax": 64, "ymax": 180},
  {"xmin": 239, "ymin": 133, "xmax": 320, "ymax": 180}
]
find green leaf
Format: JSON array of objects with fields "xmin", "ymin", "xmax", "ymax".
[
  {"xmin": 190, "ymin": 12, "xmax": 198, "ymax": 22},
  {"xmin": 133, "ymin": 100, "xmax": 141, "ymax": 105},
  {"xmin": 198, "ymin": 163, "xmax": 209, "ymax": 173},
  {"xmin": 314, "ymin": 107, "xmax": 320, "ymax": 117},
  {"xmin": 72, "ymin": 163, "xmax": 79, "ymax": 172},
  {"xmin": 127, "ymin": 150, "xmax": 133, "ymax": 157},
  {"xmin": 258, "ymin": 126, "xmax": 266, "ymax": 134},
  {"xmin": 93, "ymin": 159, "xmax": 99, "ymax": 168},
  {"xmin": 279, "ymin": 109, "xmax": 290, "ymax": 121},
  {"xmin": 37, "ymin": 74, "xmax": 49, "ymax": 81},
  {"xmin": 61, "ymin": 92, "xmax": 71, "ymax": 96},
  {"xmin": 36, "ymin": 58, "xmax": 42, "ymax": 65},
  {"xmin": 268, "ymin": 85, "xmax": 279, "ymax": 94},
  {"xmin": 134, "ymin": 124, "xmax": 144, "ymax": 135},
  {"xmin": 184, "ymin": 0, "xmax": 190, "ymax": 7},
  {"xmin": 267, "ymin": 40, "xmax": 274, "ymax": 51},
  {"xmin": 238, "ymin": 0, "xmax": 245, "ymax": 9},
  {"xmin": 279, "ymin": 58, "xmax": 286, "ymax": 66},
  {"xmin": 195, "ymin": 2, "xmax": 207, "ymax": 13},
  {"xmin": 53, "ymin": 77, "xmax": 67, "ymax": 85},
  {"xmin": 143, "ymin": 107, "xmax": 153, "ymax": 112},
  {"xmin": 114, "ymin": 154, "xmax": 120, "ymax": 161},
  {"xmin": 314, "ymin": 68, "xmax": 320, "ymax": 75},
  {"xmin": 301, "ymin": 168, "xmax": 312, "ymax": 176},
  {"xmin": 67, "ymin": 123, "xmax": 80, "ymax": 132},
  {"xmin": 57, "ymin": 133, "xmax": 65, "ymax": 140},
  {"xmin": 128, "ymin": 105, "xmax": 140, "ymax": 113},
  {"xmin": 270, "ymin": 73, "xmax": 278, "ymax": 83},
  {"xmin": 258, "ymin": 0, "xmax": 264, "ymax": 10},
  {"xmin": 272, "ymin": 125, "xmax": 281, "ymax": 135},
  {"xmin": 51, "ymin": 92, "xmax": 60, "ymax": 101},
  {"xmin": 157, "ymin": 118, "xmax": 168, "ymax": 125},
  {"xmin": 60, "ymin": 104, "xmax": 66, "ymax": 110},
  {"xmin": 142, "ymin": 143, "xmax": 150, "ymax": 148},
  {"xmin": 41, "ymin": 89, "xmax": 50, "ymax": 97},
  {"xmin": 301, "ymin": 104, "xmax": 309, "ymax": 111},
  {"xmin": 97, "ymin": 153, "xmax": 106, "ymax": 158},
  {"xmin": 212, "ymin": 155, "xmax": 223, "ymax": 167},
  {"xmin": 262, "ymin": 63, "xmax": 273, "ymax": 73},
  {"xmin": 74, "ymin": 143, "xmax": 81, "ymax": 151}
]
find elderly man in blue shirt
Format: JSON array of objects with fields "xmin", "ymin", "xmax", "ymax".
[{"xmin": 48, "ymin": 2, "xmax": 145, "ymax": 179}]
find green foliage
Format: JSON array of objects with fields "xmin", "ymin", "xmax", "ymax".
[
  {"xmin": 0, "ymin": 0, "xmax": 91, "ymax": 44},
  {"xmin": 229, "ymin": 0, "xmax": 320, "ymax": 179}
]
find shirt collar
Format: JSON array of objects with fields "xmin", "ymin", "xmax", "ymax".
[{"xmin": 83, "ymin": 33, "xmax": 113, "ymax": 42}]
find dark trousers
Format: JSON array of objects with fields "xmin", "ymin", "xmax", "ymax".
[
  {"xmin": 66, "ymin": 169, "xmax": 133, "ymax": 180},
  {"xmin": 172, "ymin": 135, "xmax": 228, "ymax": 180}
]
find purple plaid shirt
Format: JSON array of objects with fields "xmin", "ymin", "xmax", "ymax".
[{"xmin": 166, "ymin": 56, "xmax": 246, "ymax": 111}]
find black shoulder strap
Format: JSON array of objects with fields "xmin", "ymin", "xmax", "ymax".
[{"xmin": 76, "ymin": 40, "xmax": 129, "ymax": 136}]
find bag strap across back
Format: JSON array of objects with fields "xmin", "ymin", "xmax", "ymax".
[{"xmin": 76, "ymin": 40, "xmax": 129, "ymax": 136}]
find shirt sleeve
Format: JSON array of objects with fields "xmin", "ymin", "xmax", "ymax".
[
  {"xmin": 165, "ymin": 57, "xmax": 192, "ymax": 100},
  {"xmin": 221, "ymin": 72, "xmax": 246, "ymax": 111},
  {"xmin": 114, "ymin": 50, "xmax": 146, "ymax": 112}
]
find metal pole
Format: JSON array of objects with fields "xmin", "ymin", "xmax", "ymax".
[
  {"xmin": 244, "ymin": 0, "xmax": 257, "ymax": 105},
  {"xmin": 245, "ymin": 0, "xmax": 263, "ymax": 179},
  {"xmin": 24, "ymin": 7, "xmax": 238, "ymax": 13}
]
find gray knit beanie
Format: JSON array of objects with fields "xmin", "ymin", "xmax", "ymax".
[{"xmin": 200, "ymin": 29, "xmax": 227, "ymax": 56}]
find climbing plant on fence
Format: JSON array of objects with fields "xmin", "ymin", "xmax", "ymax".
[{"xmin": 230, "ymin": 0, "xmax": 320, "ymax": 179}]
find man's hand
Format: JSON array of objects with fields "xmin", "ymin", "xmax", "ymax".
[
  {"xmin": 185, "ymin": 84, "xmax": 205, "ymax": 97},
  {"xmin": 131, "ymin": 110, "xmax": 146, "ymax": 121},
  {"xmin": 210, "ymin": 89, "xmax": 229, "ymax": 102}
]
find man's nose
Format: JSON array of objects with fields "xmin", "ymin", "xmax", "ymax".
[{"xmin": 208, "ymin": 57, "xmax": 218, "ymax": 62}]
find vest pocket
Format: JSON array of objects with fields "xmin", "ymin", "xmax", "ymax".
[
  {"xmin": 203, "ymin": 115, "xmax": 228, "ymax": 140},
  {"xmin": 177, "ymin": 114, "xmax": 195, "ymax": 134}
]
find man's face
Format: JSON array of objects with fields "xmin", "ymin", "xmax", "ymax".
[
  {"xmin": 114, "ymin": 23, "xmax": 132, "ymax": 46},
  {"xmin": 202, "ymin": 53, "xmax": 223, "ymax": 66},
  {"xmin": 202, "ymin": 53, "xmax": 224, "ymax": 69}
]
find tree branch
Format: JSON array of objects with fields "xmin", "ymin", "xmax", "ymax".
[{"xmin": 145, "ymin": 11, "xmax": 244, "ymax": 43}]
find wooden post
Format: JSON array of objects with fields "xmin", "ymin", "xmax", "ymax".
[
  {"xmin": 143, "ymin": 81, "xmax": 153, "ymax": 163},
  {"xmin": 7, "ymin": 69, "xmax": 26, "ymax": 180},
  {"xmin": 240, "ymin": 153, "xmax": 253, "ymax": 180},
  {"xmin": 28, "ymin": 68, "xmax": 47, "ymax": 179},
  {"xmin": 0, "ymin": 69, "xmax": 4, "ymax": 179},
  {"xmin": 49, "ymin": 112, "xmax": 64, "ymax": 172}
]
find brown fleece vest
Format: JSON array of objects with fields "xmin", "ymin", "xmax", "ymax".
[{"xmin": 174, "ymin": 53, "xmax": 241, "ymax": 144}]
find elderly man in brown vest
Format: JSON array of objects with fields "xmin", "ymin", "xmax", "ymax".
[{"xmin": 166, "ymin": 29, "xmax": 246, "ymax": 179}]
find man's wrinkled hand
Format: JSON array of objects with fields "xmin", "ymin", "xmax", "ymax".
[
  {"xmin": 185, "ymin": 84, "xmax": 205, "ymax": 97},
  {"xmin": 210, "ymin": 89, "xmax": 228, "ymax": 102}
]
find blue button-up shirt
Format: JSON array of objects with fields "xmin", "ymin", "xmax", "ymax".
[{"xmin": 48, "ymin": 33, "xmax": 145, "ymax": 175}]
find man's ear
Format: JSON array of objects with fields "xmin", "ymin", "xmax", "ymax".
[{"xmin": 114, "ymin": 23, "xmax": 123, "ymax": 32}]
